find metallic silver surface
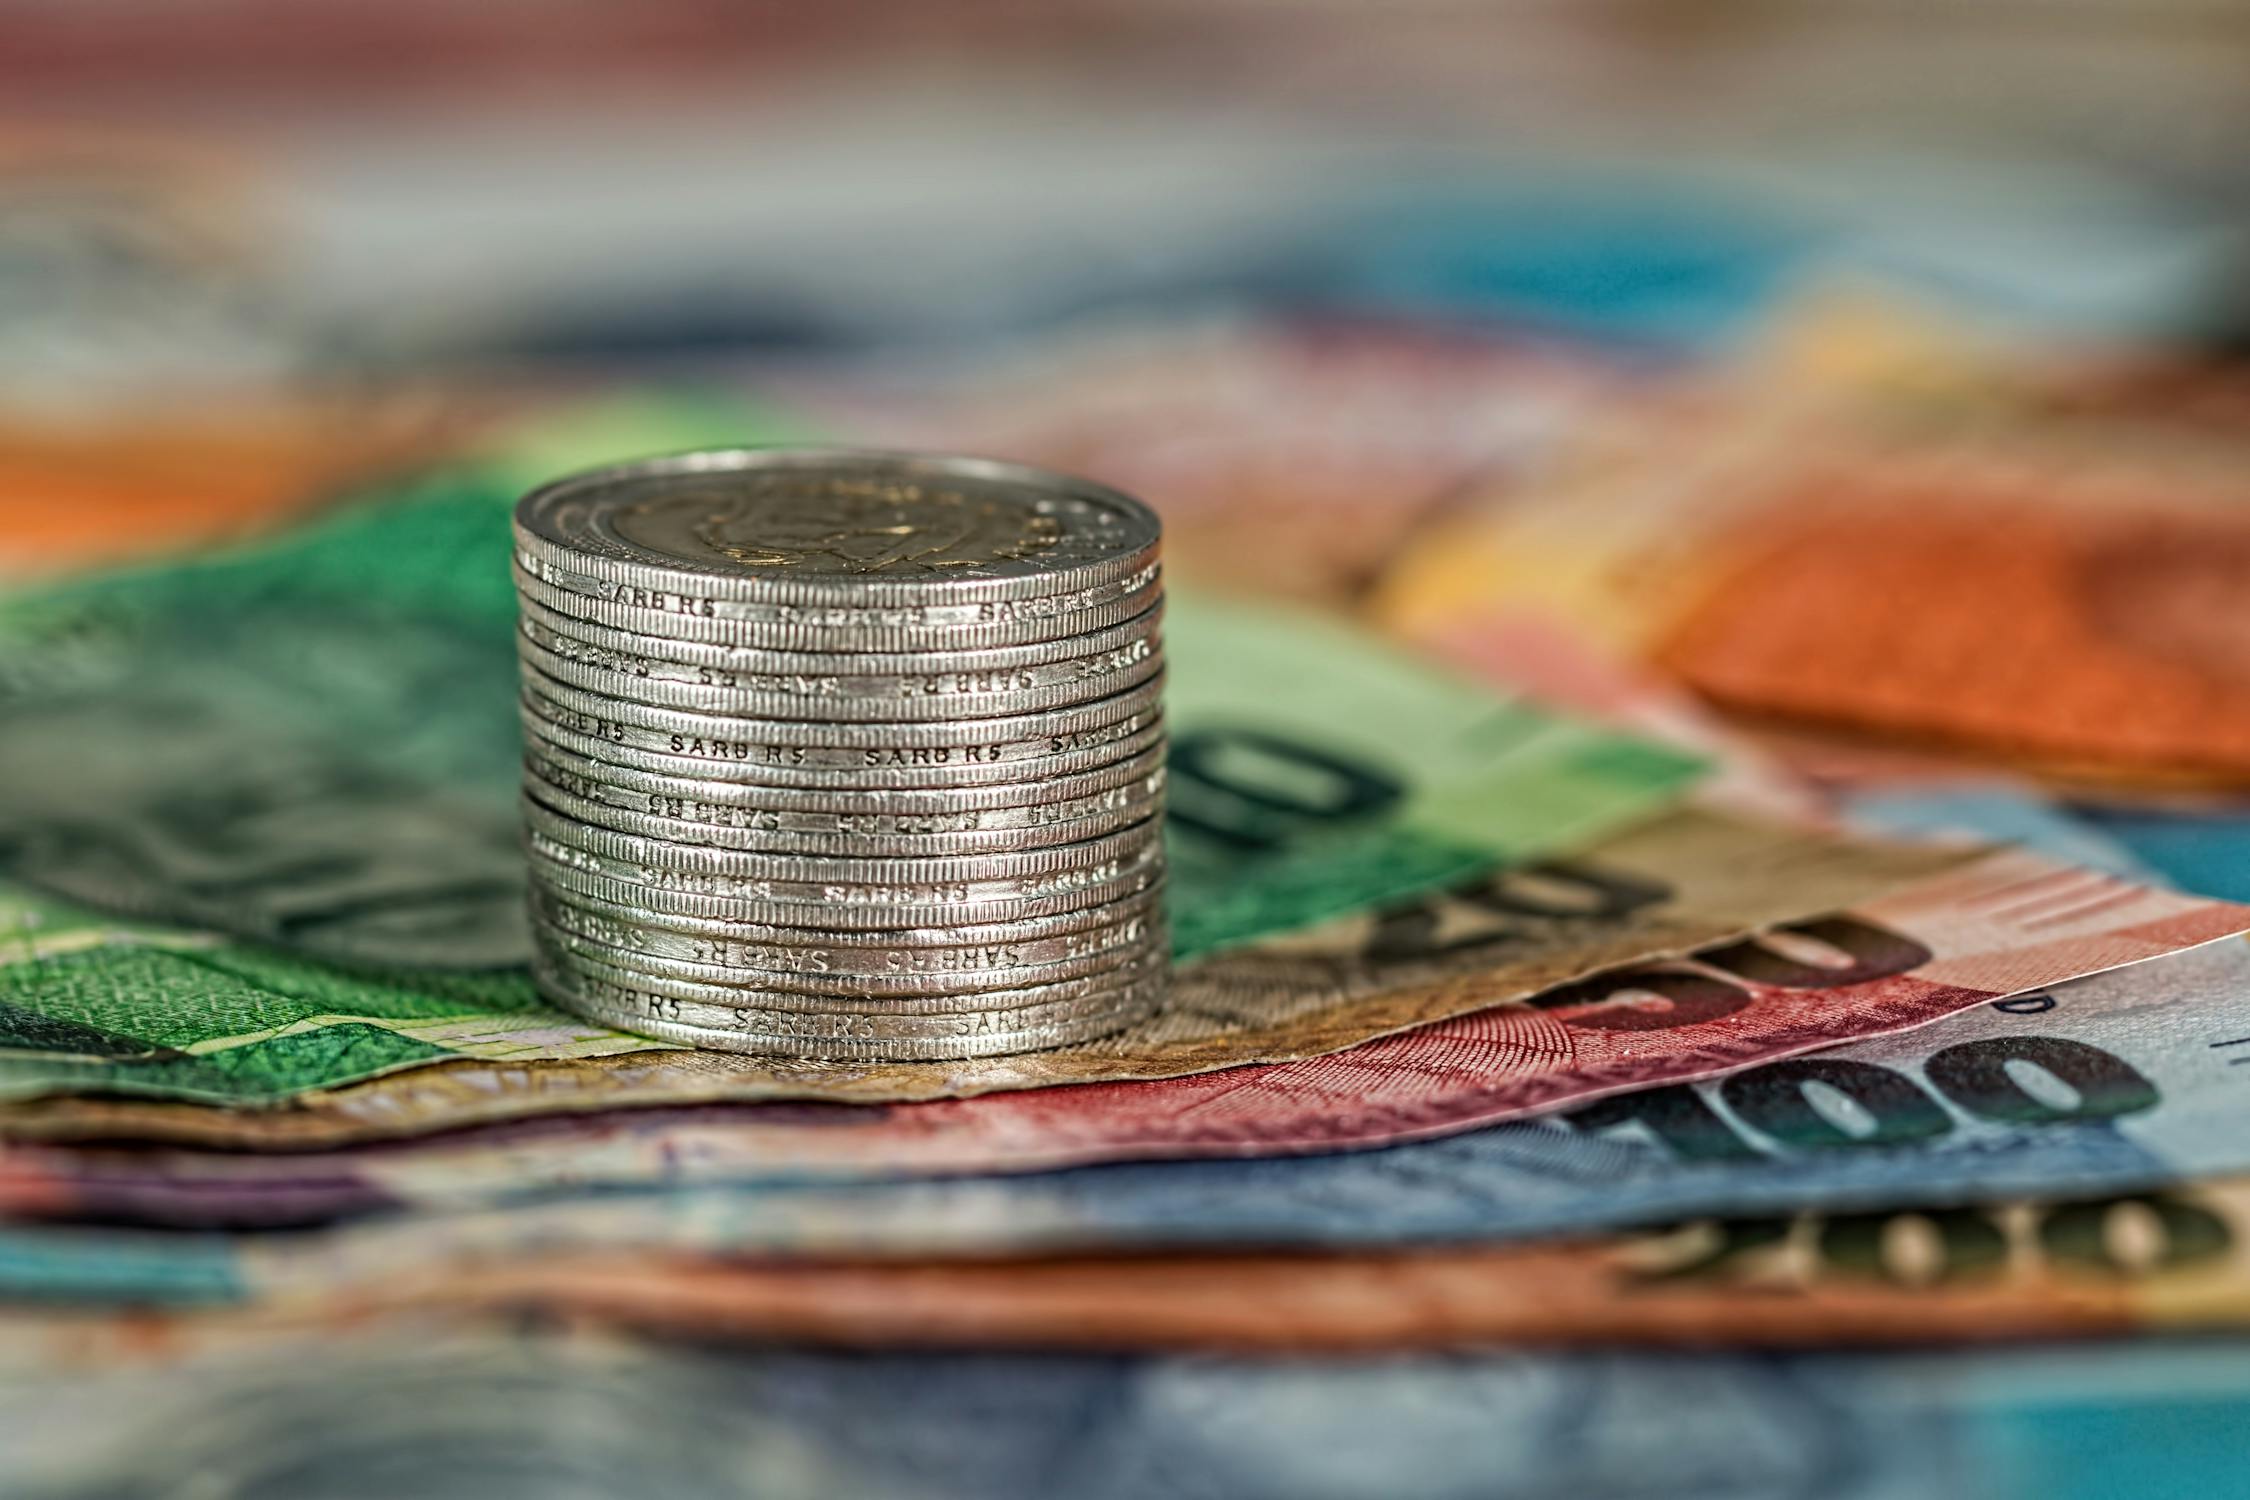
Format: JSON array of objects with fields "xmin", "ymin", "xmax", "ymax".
[
  {"xmin": 512, "ymin": 560, "xmax": 1162, "ymax": 653},
  {"xmin": 517, "ymin": 591, "xmax": 1162, "ymax": 676},
  {"xmin": 525, "ymin": 824, "xmax": 1164, "ymax": 925},
  {"xmin": 538, "ymin": 877, "xmax": 1165, "ymax": 950},
  {"xmin": 513, "ymin": 447, "xmax": 1170, "ymax": 1062},
  {"xmin": 516, "ymin": 618, "xmax": 1161, "ymax": 721},
  {"xmin": 520, "ymin": 706, "xmax": 1166, "ymax": 791},
  {"xmin": 522, "ymin": 756, "xmax": 1163, "ymax": 858},
  {"xmin": 524, "ymin": 841, "xmax": 1161, "ymax": 931},
  {"xmin": 534, "ymin": 888, "xmax": 1160, "ymax": 987},
  {"xmin": 523, "ymin": 794, "xmax": 1160, "ymax": 884},
  {"xmin": 522, "ymin": 728, "xmax": 1167, "ymax": 815},
  {"xmin": 513, "ymin": 448, "xmax": 1162, "ymax": 604},
  {"xmin": 531, "ymin": 915, "xmax": 1165, "ymax": 1001},
  {"xmin": 537, "ymin": 958, "xmax": 1162, "ymax": 1060},
  {"xmin": 520, "ymin": 660, "xmax": 1163, "ymax": 746}
]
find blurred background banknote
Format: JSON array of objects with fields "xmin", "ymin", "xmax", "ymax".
[{"xmin": 6, "ymin": 5, "xmax": 2250, "ymax": 1498}]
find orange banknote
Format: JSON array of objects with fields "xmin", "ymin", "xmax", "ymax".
[
  {"xmin": 0, "ymin": 403, "xmax": 459, "ymax": 578},
  {"xmin": 1374, "ymin": 374, "xmax": 2250, "ymax": 786}
]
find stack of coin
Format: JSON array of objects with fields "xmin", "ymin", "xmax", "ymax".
[{"xmin": 511, "ymin": 448, "xmax": 1168, "ymax": 1060}]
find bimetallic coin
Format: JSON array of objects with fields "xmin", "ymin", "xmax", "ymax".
[
  {"xmin": 520, "ymin": 706, "xmax": 1166, "ymax": 792},
  {"xmin": 538, "ymin": 957, "xmax": 1162, "ymax": 1060},
  {"xmin": 525, "ymin": 833, "xmax": 1163, "ymax": 929},
  {"xmin": 523, "ymin": 754, "xmax": 1162, "ymax": 857},
  {"xmin": 531, "ymin": 907, "xmax": 1165, "ymax": 999},
  {"xmin": 522, "ymin": 725, "xmax": 1166, "ymax": 815},
  {"xmin": 538, "ymin": 876, "xmax": 1166, "ymax": 949},
  {"xmin": 517, "ymin": 618, "xmax": 1161, "ymax": 721},
  {"xmin": 513, "ymin": 560, "xmax": 1162, "ymax": 654},
  {"xmin": 513, "ymin": 448, "xmax": 1163, "ymax": 604},
  {"xmin": 518, "ymin": 591, "xmax": 1162, "ymax": 677}
]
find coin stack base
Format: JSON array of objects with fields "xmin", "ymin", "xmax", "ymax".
[{"xmin": 512, "ymin": 448, "xmax": 1168, "ymax": 1060}]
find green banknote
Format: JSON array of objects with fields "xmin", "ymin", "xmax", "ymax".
[{"xmin": 0, "ymin": 399, "xmax": 1702, "ymax": 1105}]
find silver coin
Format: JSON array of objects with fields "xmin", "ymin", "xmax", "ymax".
[
  {"xmin": 537, "ymin": 931, "xmax": 1161, "ymax": 1009},
  {"xmin": 534, "ymin": 885, "xmax": 1161, "ymax": 982},
  {"xmin": 534, "ymin": 939, "xmax": 1164, "ymax": 1027},
  {"xmin": 517, "ymin": 616, "xmax": 1162, "ymax": 722},
  {"xmin": 519, "ymin": 679, "xmax": 1170, "ymax": 773},
  {"xmin": 538, "ymin": 957, "xmax": 1162, "ymax": 1060},
  {"xmin": 531, "ymin": 903, "xmax": 1164, "ymax": 997},
  {"xmin": 520, "ymin": 704, "xmax": 1167, "ymax": 792},
  {"xmin": 517, "ymin": 591, "xmax": 1163, "ymax": 677},
  {"xmin": 513, "ymin": 559, "xmax": 1162, "ymax": 654},
  {"xmin": 526, "ymin": 751, "xmax": 1161, "ymax": 854},
  {"xmin": 513, "ymin": 447, "xmax": 1162, "ymax": 605},
  {"xmin": 536, "ymin": 875, "xmax": 1166, "ymax": 949},
  {"xmin": 523, "ymin": 791, "xmax": 1158, "ymax": 882},
  {"xmin": 525, "ymin": 833, "xmax": 1164, "ymax": 928},
  {"xmin": 525, "ymin": 735, "xmax": 1165, "ymax": 818},
  {"xmin": 522, "ymin": 722, "xmax": 1167, "ymax": 814},
  {"xmin": 533, "ymin": 934, "xmax": 1166, "ymax": 1008},
  {"xmin": 519, "ymin": 658, "xmax": 1163, "ymax": 746},
  {"xmin": 523, "ymin": 755, "xmax": 1163, "ymax": 858}
]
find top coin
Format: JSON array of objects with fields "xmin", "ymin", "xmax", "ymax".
[{"xmin": 514, "ymin": 448, "xmax": 1163, "ymax": 607}]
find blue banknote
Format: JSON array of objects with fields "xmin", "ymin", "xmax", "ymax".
[
  {"xmin": 1842, "ymin": 785, "xmax": 2158, "ymax": 880},
  {"xmin": 2068, "ymin": 801, "xmax": 2250, "ymax": 905},
  {"xmin": 6, "ymin": 938, "xmax": 2250, "ymax": 1301}
]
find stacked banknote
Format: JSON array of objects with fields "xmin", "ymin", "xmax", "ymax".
[
  {"xmin": 510, "ymin": 447, "xmax": 1171, "ymax": 1059},
  {"xmin": 13, "ymin": 372, "xmax": 2250, "ymax": 1500}
]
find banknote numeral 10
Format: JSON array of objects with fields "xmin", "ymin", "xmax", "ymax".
[
  {"xmin": 1165, "ymin": 729, "xmax": 1404, "ymax": 850},
  {"xmin": 1566, "ymin": 1034, "xmax": 2160, "ymax": 1161}
]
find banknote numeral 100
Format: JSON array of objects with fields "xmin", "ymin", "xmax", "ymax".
[{"xmin": 1566, "ymin": 1033, "xmax": 2160, "ymax": 1161}]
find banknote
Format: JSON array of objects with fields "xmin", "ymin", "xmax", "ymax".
[
  {"xmin": 1407, "ymin": 604, "xmax": 1822, "ymax": 823},
  {"xmin": 0, "ymin": 841, "xmax": 2237, "ymax": 1216},
  {"xmin": 1841, "ymin": 785, "xmax": 2159, "ymax": 881},
  {"xmin": 0, "ymin": 403, "xmax": 452, "ymax": 581},
  {"xmin": 7, "ymin": 923, "xmax": 2250, "ymax": 1306},
  {"xmin": 0, "ymin": 401, "xmax": 1701, "ymax": 1107},
  {"xmin": 0, "ymin": 1312, "xmax": 2244, "ymax": 1500},
  {"xmin": 423, "ymin": 1171, "xmax": 2250, "ymax": 1355},
  {"xmin": 2068, "ymin": 797, "xmax": 2250, "ymax": 903},
  {"xmin": 1414, "ymin": 605, "xmax": 2212, "ymax": 888},
  {"xmin": 0, "ymin": 807, "xmax": 1956, "ymax": 1125},
  {"xmin": 1372, "ymin": 380, "xmax": 2250, "ymax": 785}
]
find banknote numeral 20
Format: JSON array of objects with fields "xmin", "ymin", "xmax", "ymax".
[
  {"xmin": 1566, "ymin": 1034, "xmax": 2160, "ymax": 1161},
  {"xmin": 1523, "ymin": 916, "xmax": 1933, "ymax": 1032}
]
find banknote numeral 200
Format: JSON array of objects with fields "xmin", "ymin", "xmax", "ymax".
[
  {"xmin": 1565, "ymin": 1033, "xmax": 2160, "ymax": 1161},
  {"xmin": 1643, "ymin": 1191, "xmax": 2231, "ymax": 1288}
]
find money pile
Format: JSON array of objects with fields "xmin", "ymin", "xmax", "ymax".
[{"xmin": 508, "ymin": 448, "xmax": 1171, "ymax": 1059}]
